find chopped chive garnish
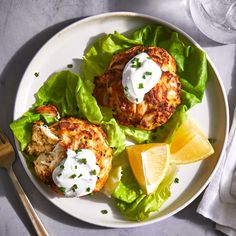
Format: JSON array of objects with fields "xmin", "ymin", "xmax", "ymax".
[
  {"xmin": 138, "ymin": 83, "xmax": 144, "ymax": 89},
  {"xmin": 34, "ymin": 72, "xmax": 39, "ymax": 77},
  {"xmin": 90, "ymin": 169, "xmax": 97, "ymax": 175},
  {"xmin": 58, "ymin": 187, "xmax": 66, "ymax": 193},
  {"xmin": 146, "ymin": 56, "xmax": 151, "ymax": 59},
  {"xmin": 60, "ymin": 165, "xmax": 64, "ymax": 170},
  {"xmin": 208, "ymin": 138, "xmax": 216, "ymax": 144},
  {"xmin": 174, "ymin": 177, "xmax": 179, "ymax": 183},
  {"xmin": 144, "ymin": 71, "xmax": 152, "ymax": 76},
  {"xmin": 69, "ymin": 174, "xmax": 76, "ymax": 179},
  {"xmin": 135, "ymin": 98, "xmax": 138, "ymax": 102},
  {"xmin": 75, "ymin": 149, "xmax": 82, "ymax": 154},
  {"xmin": 71, "ymin": 184, "xmax": 78, "ymax": 192},
  {"xmin": 131, "ymin": 58, "xmax": 141, "ymax": 69},
  {"xmin": 142, "ymin": 75, "xmax": 146, "ymax": 79},
  {"xmin": 80, "ymin": 158, "xmax": 87, "ymax": 164},
  {"xmin": 86, "ymin": 187, "xmax": 91, "ymax": 192},
  {"xmin": 124, "ymin": 86, "xmax": 128, "ymax": 91},
  {"xmin": 67, "ymin": 64, "xmax": 73, "ymax": 68},
  {"xmin": 101, "ymin": 209, "xmax": 108, "ymax": 214},
  {"xmin": 78, "ymin": 174, "xmax": 83, "ymax": 178},
  {"xmin": 57, "ymin": 173, "xmax": 62, "ymax": 177}
]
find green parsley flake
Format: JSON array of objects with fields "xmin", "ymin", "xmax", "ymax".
[
  {"xmin": 174, "ymin": 177, "xmax": 179, "ymax": 183},
  {"xmin": 75, "ymin": 165, "xmax": 77, "ymax": 169},
  {"xmin": 60, "ymin": 165, "xmax": 64, "ymax": 170},
  {"xmin": 124, "ymin": 86, "xmax": 128, "ymax": 91},
  {"xmin": 131, "ymin": 58, "xmax": 141, "ymax": 69},
  {"xmin": 69, "ymin": 174, "xmax": 76, "ymax": 179},
  {"xmin": 80, "ymin": 158, "xmax": 87, "ymax": 164},
  {"xmin": 58, "ymin": 187, "xmax": 66, "ymax": 193},
  {"xmin": 142, "ymin": 75, "xmax": 146, "ymax": 79},
  {"xmin": 138, "ymin": 83, "xmax": 144, "ymax": 89},
  {"xmin": 78, "ymin": 174, "xmax": 82, "ymax": 178},
  {"xmin": 71, "ymin": 184, "xmax": 78, "ymax": 192},
  {"xmin": 86, "ymin": 187, "xmax": 91, "ymax": 192},
  {"xmin": 67, "ymin": 64, "xmax": 73, "ymax": 68},
  {"xmin": 90, "ymin": 169, "xmax": 97, "ymax": 175},
  {"xmin": 101, "ymin": 209, "xmax": 108, "ymax": 214},
  {"xmin": 75, "ymin": 149, "xmax": 82, "ymax": 154},
  {"xmin": 34, "ymin": 72, "xmax": 39, "ymax": 77},
  {"xmin": 144, "ymin": 71, "xmax": 152, "ymax": 76},
  {"xmin": 57, "ymin": 173, "xmax": 62, "ymax": 177},
  {"xmin": 135, "ymin": 98, "xmax": 139, "ymax": 102},
  {"xmin": 146, "ymin": 56, "xmax": 151, "ymax": 59}
]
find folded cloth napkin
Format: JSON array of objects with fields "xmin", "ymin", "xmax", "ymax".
[{"xmin": 197, "ymin": 107, "xmax": 236, "ymax": 236}]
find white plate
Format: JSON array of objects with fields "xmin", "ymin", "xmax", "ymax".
[{"xmin": 13, "ymin": 12, "xmax": 229, "ymax": 228}]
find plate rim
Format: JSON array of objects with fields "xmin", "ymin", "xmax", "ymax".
[{"xmin": 13, "ymin": 11, "xmax": 229, "ymax": 228}]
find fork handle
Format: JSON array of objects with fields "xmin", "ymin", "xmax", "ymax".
[{"xmin": 8, "ymin": 166, "xmax": 49, "ymax": 236}]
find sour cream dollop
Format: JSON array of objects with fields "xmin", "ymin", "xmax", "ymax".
[
  {"xmin": 122, "ymin": 52, "xmax": 162, "ymax": 104},
  {"xmin": 52, "ymin": 149, "xmax": 100, "ymax": 197}
]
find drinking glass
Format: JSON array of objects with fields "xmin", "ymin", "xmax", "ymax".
[{"xmin": 189, "ymin": 0, "xmax": 236, "ymax": 44}]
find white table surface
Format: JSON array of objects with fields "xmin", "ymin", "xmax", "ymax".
[{"xmin": 0, "ymin": 0, "xmax": 235, "ymax": 235}]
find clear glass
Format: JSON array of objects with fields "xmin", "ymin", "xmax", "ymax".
[{"xmin": 189, "ymin": 0, "xmax": 236, "ymax": 44}]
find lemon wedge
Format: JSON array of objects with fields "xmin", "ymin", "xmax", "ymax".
[
  {"xmin": 170, "ymin": 118, "xmax": 214, "ymax": 164},
  {"xmin": 127, "ymin": 143, "xmax": 170, "ymax": 195}
]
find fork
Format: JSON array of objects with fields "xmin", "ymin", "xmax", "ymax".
[{"xmin": 0, "ymin": 130, "xmax": 49, "ymax": 236}]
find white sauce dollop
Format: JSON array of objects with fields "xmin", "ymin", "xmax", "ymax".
[
  {"xmin": 52, "ymin": 149, "xmax": 100, "ymax": 197},
  {"xmin": 122, "ymin": 52, "xmax": 162, "ymax": 104}
]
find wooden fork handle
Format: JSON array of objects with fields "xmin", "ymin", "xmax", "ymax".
[{"xmin": 8, "ymin": 166, "xmax": 49, "ymax": 236}]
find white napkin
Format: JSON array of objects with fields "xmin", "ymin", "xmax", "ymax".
[{"xmin": 197, "ymin": 107, "xmax": 236, "ymax": 236}]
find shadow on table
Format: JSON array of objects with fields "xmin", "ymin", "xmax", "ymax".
[
  {"xmin": 174, "ymin": 193, "xmax": 223, "ymax": 235},
  {"xmin": 0, "ymin": 16, "xmax": 106, "ymax": 234}
]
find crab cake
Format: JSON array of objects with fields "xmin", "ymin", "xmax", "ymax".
[
  {"xmin": 50, "ymin": 117, "xmax": 113, "ymax": 192},
  {"xmin": 93, "ymin": 45, "xmax": 181, "ymax": 130},
  {"xmin": 27, "ymin": 108, "xmax": 112, "ymax": 193}
]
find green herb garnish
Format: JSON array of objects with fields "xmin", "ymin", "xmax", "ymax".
[
  {"xmin": 67, "ymin": 64, "xmax": 73, "ymax": 68},
  {"xmin": 138, "ymin": 83, "xmax": 144, "ymax": 89},
  {"xmin": 124, "ymin": 86, "xmax": 128, "ymax": 91},
  {"xmin": 90, "ymin": 169, "xmax": 97, "ymax": 175},
  {"xmin": 131, "ymin": 58, "xmax": 141, "ymax": 69},
  {"xmin": 57, "ymin": 173, "xmax": 62, "ymax": 177},
  {"xmin": 34, "ymin": 72, "xmax": 39, "ymax": 77},
  {"xmin": 80, "ymin": 158, "xmax": 87, "ymax": 164},
  {"xmin": 71, "ymin": 184, "xmax": 78, "ymax": 192},
  {"xmin": 144, "ymin": 71, "xmax": 152, "ymax": 76},
  {"xmin": 86, "ymin": 187, "xmax": 91, "ymax": 192},
  {"xmin": 101, "ymin": 209, "xmax": 108, "ymax": 214},
  {"xmin": 78, "ymin": 174, "xmax": 83, "ymax": 178},
  {"xmin": 75, "ymin": 149, "xmax": 82, "ymax": 154},
  {"xmin": 60, "ymin": 165, "xmax": 64, "ymax": 170},
  {"xmin": 69, "ymin": 174, "xmax": 76, "ymax": 179},
  {"xmin": 58, "ymin": 187, "xmax": 66, "ymax": 193},
  {"xmin": 174, "ymin": 177, "xmax": 179, "ymax": 183},
  {"xmin": 75, "ymin": 165, "xmax": 77, "ymax": 169}
]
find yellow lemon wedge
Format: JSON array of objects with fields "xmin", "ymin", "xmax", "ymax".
[
  {"xmin": 127, "ymin": 143, "xmax": 170, "ymax": 195},
  {"xmin": 170, "ymin": 118, "xmax": 215, "ymax": 164}
]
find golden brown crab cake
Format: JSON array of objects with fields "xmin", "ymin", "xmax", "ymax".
[
  {"xmin": 93, "ymin": 46, "xmax": 181, "ymax": 130},
  {"xmin": 38, "ymin": 117, "xmax": 112, "ymax": 192}
]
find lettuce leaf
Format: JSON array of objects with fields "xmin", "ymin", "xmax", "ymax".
[
  {"xmin": 82, "ymin": 24, "xmax": 208, "ymax": 144},
  {"xmin": 112, "ymin": 165, "xmax": 177, "ymax": 221},
  {"xmin": 10, "ymin": 71, "xmax": 125, "ymax": 155}
]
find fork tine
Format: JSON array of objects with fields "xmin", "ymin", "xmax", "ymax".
[{"xmin": 0, "ymin": 130, "xmax": 7, "ymax": 144}]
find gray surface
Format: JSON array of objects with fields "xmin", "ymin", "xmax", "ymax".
[{"xmin": 0, "ymin": 0, "xmax": 235, "ymax": 235}]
